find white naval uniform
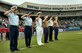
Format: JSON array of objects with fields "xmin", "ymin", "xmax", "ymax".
[{"xmin": 36, "ymin": 18, "xmax": 43, "ymax": 45}]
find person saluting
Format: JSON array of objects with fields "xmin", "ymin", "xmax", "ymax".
[{"xmin": 4, "ymin": 6, "xmax": 20, "ymax": 52}]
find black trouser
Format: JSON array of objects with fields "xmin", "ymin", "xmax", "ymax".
[
  {"xmin": 9, "ymin": 25, "xmax": 19, "ymax": 51},
  {"xmin": 24, "ymin": 26, "xmax": 32, "ymax": 47},
  {"xmin": 54, "ymin": 27, "xmax": 59, "ymax": 40},
  {"xmin": 0, "ymin": 33, "xmax": 3, "ymax": 40},
  {"xmin": 44, "ymin": 27, "xmax": 48, "ymax": 43},
  {"xmin": 48, "ymin": 26, "xmax": 53, "ymax": 41},
  {"xmin": 6, "ymin": 32, "xmax": 10, "ymax": 40}
]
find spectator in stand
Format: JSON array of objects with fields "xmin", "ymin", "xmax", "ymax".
[{"xmin": 0, "ymin": 19, "xmax": 3, "ymax": 41}]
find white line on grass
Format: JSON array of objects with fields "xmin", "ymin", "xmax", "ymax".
[{"xmin": 6, "ymin": 45, "xmax": 37, "ymax": 53}]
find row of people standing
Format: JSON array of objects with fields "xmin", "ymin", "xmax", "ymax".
[
  {"xmin": 43, "ymin": 15, "xmax": 59, "ymax": 44},
  {"xmin": 4, "ymin": 6, "xmax": 59, "ymax": 52},
  {"xmin": 21, "ymin": 12, "xmax": 59, "ymax": 47}
]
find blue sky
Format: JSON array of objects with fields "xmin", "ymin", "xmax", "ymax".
[{"xmin": 1, "ymin": 0, "xmax": 82, "ymax": 5}]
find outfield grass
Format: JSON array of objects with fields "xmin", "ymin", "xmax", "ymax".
[{"xmin": 0, "ymin": 31, "xmax": 82, "ymax": 53}]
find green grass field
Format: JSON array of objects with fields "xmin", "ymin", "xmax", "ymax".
[{"xmin": 0, "ymin": 31, "xmax": 82, "ymax": 53}]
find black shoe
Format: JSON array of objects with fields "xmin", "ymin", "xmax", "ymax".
[
  {"xmin": 45, "ymin": 42, "xmax": 48, "ymax": 43},
  {"xmin": 11, "ymin": 50, "xmax": 15, "ymax": 52},
  {"xmin": 27, "ymin": 46, "xmax": 32, "ymax": 48},
  {"xmin": 50, "ymin": 40, "xmax": 54, "ymax": 42},
  {"xmin": 55, "ymin": 39, "xmax": 59, "ymax": 40},
  {"xmin": 14, "ymin": 49, "xmax": 20, "ymax": 51}
]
